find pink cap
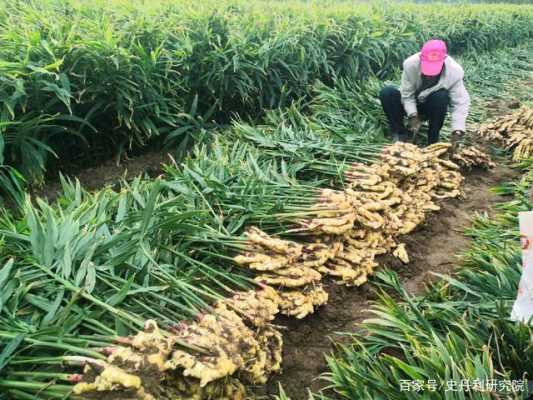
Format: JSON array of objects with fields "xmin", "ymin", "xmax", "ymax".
[{"xmin": 420, "ymin": 39, "xmax": 447, "ymax": 76}]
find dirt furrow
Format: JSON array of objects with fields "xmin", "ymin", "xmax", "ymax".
[{"xmin": 32, "ymin": 150, "xmax": 170, "ymax": 202}]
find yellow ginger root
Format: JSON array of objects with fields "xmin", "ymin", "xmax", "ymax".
[
  {"xmin": 346, "ymin": 173, "xmax": 382, "ymax": 187},
  {"xmin": 423, "ymin": 142, "xmax": 452, "ymax": 157},
  {"xmin": 231, "ymin": 141, "xmax": 468, "ymax": 350},
  {"xmin": 298, "ymin": 216, "xmax": 356, "ymax": 235},
  {"xmin": 475, "ymin": 107, "xmax": 533, "ymax": 161},
  {"xmin": 477, "ymin": 125, "xmax": 505, "ymax": 141},
  {"xmin": 437, "ymin": 158, "xmax": 461, "ymax": 171},
  {"xmin": 354, "ymin": 208, "xmax": 384, "ymax": 230},
  {"xmin": 477, "ymin": 107, "xmax": 532, "ymax": 140},
  {"xmin": 218, "ymin": 287, "xmax": 280, "ymax": 328},
  {"xmin": 517, "ymin": 107, "xmax": 533, "ymax": 125},
  {"xmin": 451, "ymin": 146, "xmax": 495, "ymax": 169},
  {"xmin": 382, "ymin": 210, "xmax": 403, "ymax": 232},
  {"xmin": 234, "ymin": 252, "xmax": 289, "ymax": 271},
  {"xmin": 234, "ymin": 229, "xmax": 303, "ymax": 272},
  {"xmin": 240, "ymin": 326, "xmax": 283, "ymax": 384},
  {"xmin": 345, "ymin": 163, "xmax": 388, "ymax": 185},
  {"xmin": 238, "ymin": 345, "xmax": 269, "ymax": 386},
  {"xmin": 510, "ymin": 135, "xmax": 533, "ymax": 161},
  {"xmin": 106, "ymin": 346, "xmax": 145, "ymax": 370},
  {"xmin": 73, "ymin": 364, "xmax": 143, "ymax": 395},
  {"xmin": 258, "ymin": 326, "xmax": 283, "ymax": 376},
  {"xmin": 437, "ymin": 170, "xmax": 463, "ymax": 187},
  {"xmin": 398, "ymin": 216, "xmax": 421, "ymax": 235},
  {"xmin": 131, "ymin": 320, "xmax": 171, "ymax": 350},
  {"xmin": 308, "ymin": 284, "xmax": 330, "ymax": 305},
  {"xmin": 380, "ymin": 143, "xmax": 427, "ymax": 178},
  {"xmin": 404, "ymin": 189, "xmax": 440, "ymax": 213},
  {"xmin": 124, "ymin": 320, "xmax": 174, "ymax": 371},
  {"xmin": 506, "ymin": 131, "xmax": 529, "ymax": 148},
  {"xmin": 301, "ymin": 212, "xmax": 357, "ymax": 234},
  {"xmin": 381, "ymin": 142, "xmax": 426, "ymax": 162},
  {"xmin": 168, "ymin": 346, "xmax": 237, "ymax": 388},
  {"xmin": 393, "ymin": 243, "xmax": 409, "ymax": 264},
  {"xmin": 234, "ymin": 141, "xmax": 467, "ymax": 313},
  {"xmin": 173, "ymin": 376, "xmax": 246, "ymax": 400},
  {"xmin": 255, "ymin": 265, "xmax": 322, "ymax": 288},
  {"xmin": 277, "ymin": 284, "xmax": 329, "ymax": 319},
  {"xmin": 319, "ymin": 258, "xmax": 377, "ymax": 287},
  {"xmin": 432, "ymin": 188, "xmax": 461, "ymax": 199},
  {"xmin": 72, "ymin": 293, "xmax": 285, "ymax": 400},
  {"xmin": 343, "ymin": 230, "xmax": 393, "ymax": 253},
  {"xmin": 335, "ymin": 245, "xmax": 364, "ymax": 264},
  {"xmin": 72, "ymin": 323, "xmax": 172, "ymax": 399},
  {"xmin": 420, "ymin": 200, "xmax": 441, "ymax": 212},
  {"xmin": 364, "ymin": 231, "xmax": 393, "ymax": 250},
  {"xmin": 298, "ymin": 189, "xmax": 356, "ymax": 235},
  {"xmin": 412, "ymin": 168, "xmax": 440, "ymax": 188},
  {"xmin": 346, "ymin": 186, "xmax": 396, "ymax": 203},
  {"xmin": 318, "ymin": 259, "xmax": 361, "ymax": 284},
  {"xmin": 167, "ymin": 310, "xmax": 256, "ymax": 387},
  {"xmin": 246, "ymin": 226, "xmax": 303, "ymax": 258},
  {"xmin": 300, "ymin": 242, "xmax": 339, "ymax": 267}
]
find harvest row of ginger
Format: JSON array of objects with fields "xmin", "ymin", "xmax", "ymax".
[{"xmin": 73, "ymin": 140, "xmax": 496, "ymax": 399}]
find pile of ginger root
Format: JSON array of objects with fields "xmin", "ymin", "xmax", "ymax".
[
  {"xmin": 475, "ymin": 106, "xmax": 533, "ymax": 161},
  {"xmin": 72, "ymin": 287, "xmax": 282, "ymax": 400},
  {"xmin": 235, "ymin": 142, "xmax": 470, "ymax": 317}
]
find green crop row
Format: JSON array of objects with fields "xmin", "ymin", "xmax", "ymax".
[{"xmin": 0, "ymin": 0, "xmax": 532, "ymax": 186}]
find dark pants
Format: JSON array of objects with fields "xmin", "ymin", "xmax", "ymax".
[{"xmin": 379, "ymin": 85, "xmax": 449, "ymax": 144}]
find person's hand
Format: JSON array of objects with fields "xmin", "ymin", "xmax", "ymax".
[
  {"xmin": 450, "ymin": 130, "xmax": 464, "ymax": 152},
  {"xmin": 408, "ymin": 113, "xmax": 421, "ymax": 133}
]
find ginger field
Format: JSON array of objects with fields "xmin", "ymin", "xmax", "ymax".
[{"xmin": 0, "ymin": 1, "xmax": 532, "ymax": 400}]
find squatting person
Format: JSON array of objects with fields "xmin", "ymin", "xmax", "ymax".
[{"xmin": 379, "ymin": 39, "xmax": 470, "ymax": 145}]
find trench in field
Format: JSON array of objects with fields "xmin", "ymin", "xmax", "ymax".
[{"xmin": 251, "ymin": 162, "xmax": 521, "ymax": 400}]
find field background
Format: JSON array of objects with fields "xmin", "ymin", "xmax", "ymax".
[{"xmin": 0, "ymin": 0, "xmax": 532, "ymax": 191}]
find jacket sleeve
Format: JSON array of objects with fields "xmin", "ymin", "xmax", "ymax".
[
  {"xmin": 449, "ymin": 74, "xmax": 470, "ymax": 132},
  {"xmin": 399, "ymin": 62, "xmax": 418, "ymax": 117}
]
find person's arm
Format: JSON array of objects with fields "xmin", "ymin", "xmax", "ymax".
[
  {"xmin": 449, "ymin": 74, "xmax": 470, "ymax": 133},
  {"xmin": 399, "ymin": 61, "xmax": 418, "ymax": 117}
]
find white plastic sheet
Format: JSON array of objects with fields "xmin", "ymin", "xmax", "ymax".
[{"xmin": 511, "ymin": 211, "xmax": 533, "ymax": 322}]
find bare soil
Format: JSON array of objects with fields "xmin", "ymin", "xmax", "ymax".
[
  {"xmin": 485, "ymin": 99, "xmax": 523, "ymax": 118},
  {"xmin": 252, "ymin": 162, "xmax": 520, "ymax": 400},
  {"xmin": 32, "ymin": 150, "xmax": 171, "ymax": 202}
]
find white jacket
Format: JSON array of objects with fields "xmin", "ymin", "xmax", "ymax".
[{"xmin": 400, "ymin": 53, "xmax": 470, "ymax": 132}]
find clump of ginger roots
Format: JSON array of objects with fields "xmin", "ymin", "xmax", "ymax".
[
  {"xmin": 235, "ymin": 227, "xmax": 332, "ymax": 318},
  {"xmin": 476, "ymin": 106, "xmax": 533, "ymax": 161},
  {"xmin": 451, "ymin": 145, "xmax": 495, "ymax": 169},
  {"xmin": 73, "ymin": 288, "xmax": 283, "ymax": 399},
  {"xmin": 303, "ymin": 142, "xmax": 463, "ymax": 285},
  {"xmin": 236, "ymin": 142, "xmax": 467, "ymax": 294}
]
